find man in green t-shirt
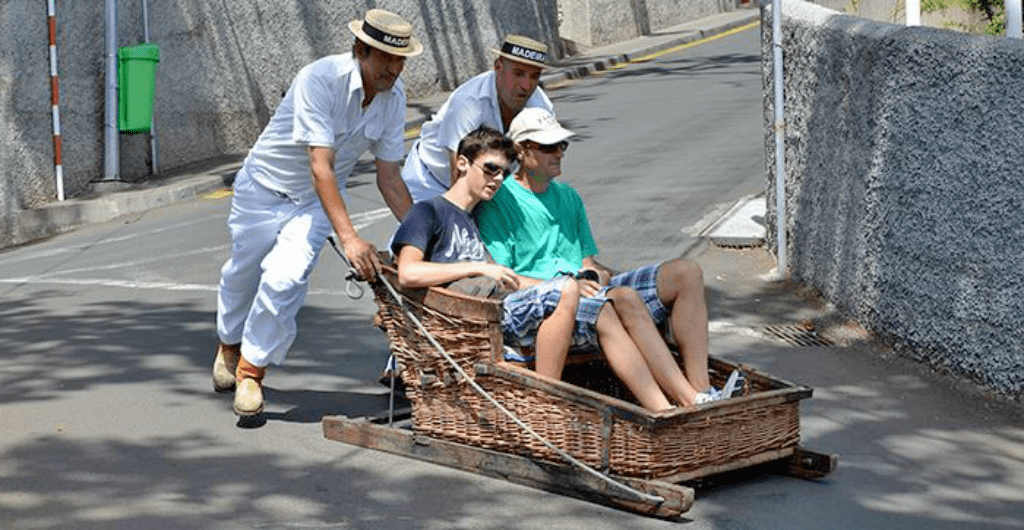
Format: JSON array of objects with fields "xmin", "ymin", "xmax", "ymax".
[{"xmin": 477, "ymin": 108, "xmax": 727, "ymax": 409}]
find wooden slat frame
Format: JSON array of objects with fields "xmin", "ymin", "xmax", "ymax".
[{"xmin": 322, "ymin": 415, "xmax": 695, "ymax": 518}]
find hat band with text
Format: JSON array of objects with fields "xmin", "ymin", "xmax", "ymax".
[
  {"xmin": 362, "ymin": 21, "xmax": 410, "ymax": 48},
  {"xmin": 501, "ymin": 42, "xmax": 547, "ymax": 64}
]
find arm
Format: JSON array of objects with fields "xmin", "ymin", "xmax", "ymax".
[
  {"xmin": 511, "ymin": 273, "xmax": 545, "ymax": 288},
  {"xmin": 309, "ymin": 146, "xmax": 380, "ymax": 280},
  {"xmin": 396, "ymin": 245, "xmax": 519, "ymax": 291},
  {"xmin": 375, "ymin": 159, "xmax": 412, "ymax": 221}
]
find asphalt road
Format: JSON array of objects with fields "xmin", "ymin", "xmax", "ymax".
[
  {"xmin": 550, "ymin": 29, "xmax": 766, "ymax": 269},
  {"xmin": 3, "ymin": 25, "xmax": 1023, "ymax": 529}
]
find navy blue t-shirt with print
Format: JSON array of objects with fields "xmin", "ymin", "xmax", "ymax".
[{"xmin": 391, "ymin": 195, "xmax": 490, "ymax": 264}]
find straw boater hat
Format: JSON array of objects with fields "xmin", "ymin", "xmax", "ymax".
[
  {"xmin": 348, "ymin": 9, "xmax": 423, "ymax": 57},
  {"xmin": 492, "ymin": 34, "xmax": 549, "ymax": 69}
]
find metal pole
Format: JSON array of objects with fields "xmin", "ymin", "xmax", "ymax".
[
  {"xmin": 1008, "ymin": 0, "xmax": 1022, "ymax": 38},
  {"xmin": 47, "ymin": 0, "xmax": 65, "ymax": 200},
  {"xmin": 104, "ymin": 0, "xmax": 119, "ymax": 181},
  {"xmin": 142, "ymin": 0, "xmax": 160, "ymax": 175},
  {"xmin": 772, "ymin": 0, "xmax": 788, "ymax": 277},
  {"xmin": 906, "ymin": 0, "xmax": 921, "ymax": 26}
]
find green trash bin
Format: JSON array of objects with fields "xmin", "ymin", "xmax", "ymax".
[{"xmin": 117, "ymin": 43, "xmax": 160, "ymax": 133}]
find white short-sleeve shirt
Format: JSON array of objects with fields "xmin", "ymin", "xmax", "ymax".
[
  {"xmin": 243, "ymin": 53, "xmax": 406, "ymax": 204},
  {"xmin": 405, "ymin": 70, "xmax": 554, "ymax": 193}
]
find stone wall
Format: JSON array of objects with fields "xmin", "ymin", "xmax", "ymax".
[
  {"xmin": 1, "ymin": 0, "xmax": 742, "ymax": 249},
  {"xmin": 762, "ymin": 0, "xmax": 1024, "ymax": 399},
  {"xmin": 0, "ymin": 0, "xmax": 559, "ymax": 245}
]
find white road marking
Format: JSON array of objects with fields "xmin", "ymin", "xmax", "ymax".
[
  {"xmin": 0, "ymin": 208, "xmax": 394, "ymax": 295},
  {"xmin": 0, "ymin": 215, "xmax": 220, "ymax": 266},
  {"xmin": 0, "ymin": 277, "xmax": 350, "ymax": 297},
  {"xmin": 31, "ymin": 246, "xmax": 226, "ymax": 277},
  {"xmin": 0, "ymin": 208, "xmax": 391, "ymax": 267}
]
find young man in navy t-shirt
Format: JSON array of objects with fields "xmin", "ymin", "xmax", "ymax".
[{"xmin": 391, "ymin": 127, "xmax": 579, "ymax": 380}]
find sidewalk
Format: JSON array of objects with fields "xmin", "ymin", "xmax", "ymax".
[{"xmin": 9, "ymin": 8, "xmax": 760, "ymax": 250}]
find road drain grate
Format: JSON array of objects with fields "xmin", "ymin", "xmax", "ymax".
[
  {"xmin": 759, "ymin": 323, "xmax": 833, "ymax": 347},
  {"xmin": 713, "ymin": 242, "xmax": 763, "ymax": 250}
]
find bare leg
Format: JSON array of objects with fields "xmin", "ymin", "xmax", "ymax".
[
  {"xmin": 655, "ymin": 259, "xmax": 711, "ymax": 393},
  {"xmin": 607, "ymin": 287, "xmax": 699, "ymax": 406},
  {"xmin": 594, "ymin": 304, "xmax": 673, "ymax": 412},
  {"xmin": 534, "ymin": 279, "xmax": 579, "ymax": 380}
]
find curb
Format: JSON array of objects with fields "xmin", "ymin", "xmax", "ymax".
[
  {"xmin": 11, "ymin": 160, "xmax": 239, "ymax": 248},
  {"xmin": 703, "ymin": 194, "xmax": 767, "ymax": 248}
]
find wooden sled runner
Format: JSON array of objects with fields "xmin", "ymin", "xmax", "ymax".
[{"xmin": 322, "ymin": 262, "xmax": 837, "ymax": 518}]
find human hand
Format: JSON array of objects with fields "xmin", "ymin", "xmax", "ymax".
[
  {"xmin": 576, "ymin": 278, "xmax": 602, "ymax": 297},
  {"xmin": 343, "ymin": 236, "xmax": 380, "ymax": 281},
  {"xmin": 481, "ymin": 263, "xmax": 520, "ymax": 290}
]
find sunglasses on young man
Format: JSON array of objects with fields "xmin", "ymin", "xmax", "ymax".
[
  {"xmin": 530, "ymin": 140, "xmax": 569, "ymax": 154},
  {"xmin": 472, "ymin": 160, "xmax": 513, "ymax": 178}
]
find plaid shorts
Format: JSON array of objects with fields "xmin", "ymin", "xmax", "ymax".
[
  {"xmin": 608, "ymin": 262, "xmax": 669, "ymax": 323},
  {"xmin": 572, "ymin": 286, "xmax": 611, "ymax": 349},
  {"xmin": 500, "ymin": 277, "xmax": 570, "ymax": 361},
  {"xmin": 572, "ymin": 263, "xmax": 668, "ymax": 348}
]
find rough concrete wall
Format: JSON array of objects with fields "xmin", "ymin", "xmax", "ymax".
[
  {"xmin": 559, "ymin": 0, "xmax": 730, "ymax": 48},
  {"xmin": 1, "ymin": 0, "xmax": 72, "ymax": 233},
  {"xmin": 762, "ymin": 0, "xmax": 1024, "ymax": 399},
  {"xmin": 0, "ymin": 0, "xmax": 558, "ymax": 247}
]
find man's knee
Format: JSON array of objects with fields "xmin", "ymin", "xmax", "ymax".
[
  {"xmin": 607, "ymin": 286, "xmax": 646, "ymax": 317},
  {"xmin": 261, "ymin": 260, "xmax": 312, "ymax": 295},
  {"xmin": 659, "ymin": 259, "xmax": 704, "ymax": 293},
  {"xmin": 594, "ymin": 301, "xmax": 616, "ymax": 327},
  {"xmin": 664, "ymin": 258, "xmax": 703, "ymax": 283},
  {"xmin": 556, "ymin": 278, "xmax": 580, "ymax": 312}
]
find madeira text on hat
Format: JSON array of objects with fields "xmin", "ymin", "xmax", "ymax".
[
  {"xmin": 493, "ymin": 34, "xmax": 548, "ymax": 69},
  {"xmin": 349, "ymin": 9, "xmax": 423, "ymax": 57}
]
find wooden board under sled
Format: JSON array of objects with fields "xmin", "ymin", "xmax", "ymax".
[{"xmin": 322, "ymin": 414, "xmax": 837, "ymax": 519}]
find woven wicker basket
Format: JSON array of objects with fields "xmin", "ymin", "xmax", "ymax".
[{"xmin": 371, "ymin": 266, "xmax": 810, "ymax": 480}]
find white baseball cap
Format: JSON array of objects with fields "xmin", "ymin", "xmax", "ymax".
[{"xmin": 508, "ymin": 107, "xmax": 575, "ymax": 145}]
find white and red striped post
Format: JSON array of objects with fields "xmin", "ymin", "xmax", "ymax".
[{"xmin": 47, "ymin": 0, "xmax": 64, "ymax": 201}]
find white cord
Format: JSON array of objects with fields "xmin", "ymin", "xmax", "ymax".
[
  {"xmin": 377, "ymin": 273, "xmax": 665, "ymax": 505},
  {"xmin": 326, "ymin": 236, "xmax": 366, "ymax": 299}
]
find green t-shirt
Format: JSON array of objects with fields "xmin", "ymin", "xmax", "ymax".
[{"xmin": 476, "ymin": 177, "xmax": 599, "ymax": 280}]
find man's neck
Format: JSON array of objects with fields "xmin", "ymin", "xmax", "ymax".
[
  {"xmin": 359, "ymin": 60, "xmax": 376, "ymax": 108},
  {"xmin": 499, "ymin": 102, "xmax": 517, "ymax": 131},
  {"xmin": 515, "ymin": 170, "xmax": 552, "ymax": 194},
  {"xmin": 361, "ymin": 82, "xmax": 377, "ymax": 108}
]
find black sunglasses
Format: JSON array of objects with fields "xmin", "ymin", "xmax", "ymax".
[
  {"xmin": 532, "ymin": 141, "xmax": 569, "ymax": 154},
  {"xmin": 473, "ymin": 160, "xmax": 513, "ymax": 178}
]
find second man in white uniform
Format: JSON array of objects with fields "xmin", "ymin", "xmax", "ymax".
[{"xmin": 401, "ymin": 35, "xmax": 555, "ymax": 203}]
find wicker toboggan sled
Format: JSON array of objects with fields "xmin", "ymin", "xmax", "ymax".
[{"xmin": 322, "ymin": 260, "xmax": 836, "ymax": 518}]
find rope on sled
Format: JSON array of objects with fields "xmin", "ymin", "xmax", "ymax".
[
  {"xmin": 327, "ymin": 236, "xmax": 663, "ymax": 504},
  {"xmin": 371, "ymin": 263, "xmax": 665, "ymax": 506}
]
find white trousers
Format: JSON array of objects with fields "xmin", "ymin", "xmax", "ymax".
[{"xmin": 216, "ymin": 170, "xmax": 332, "ymax": 367}]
